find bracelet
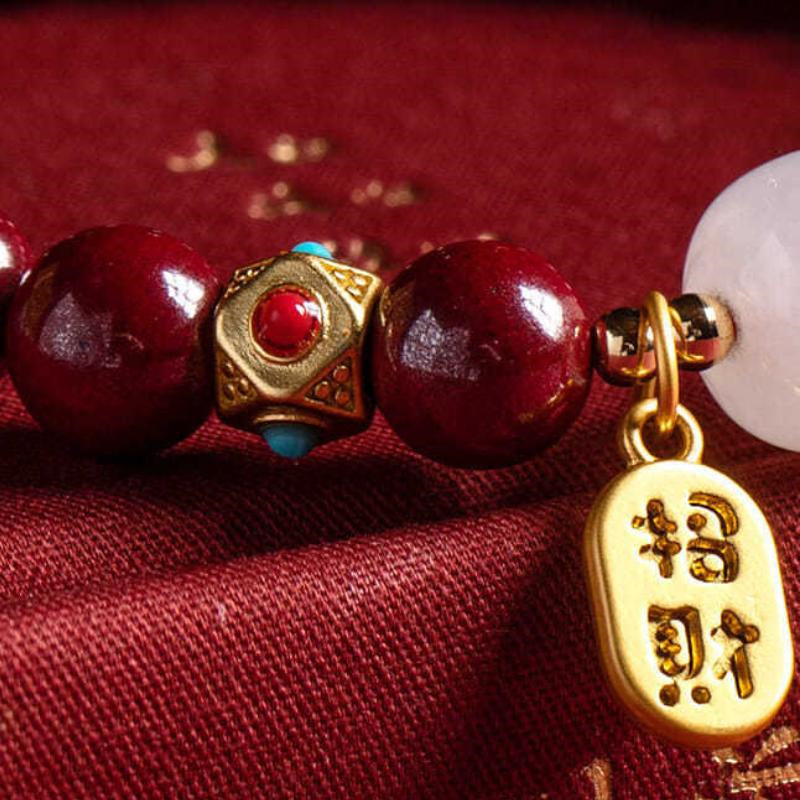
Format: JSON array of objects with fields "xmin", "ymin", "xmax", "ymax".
[{"xmin": 1, "ymin": 151, "xmax": 796, "ymax": 750}]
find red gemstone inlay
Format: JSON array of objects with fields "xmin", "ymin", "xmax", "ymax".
[{"xmin": 252, "ymin": 286, "xmax": 321, "ymax": 357}]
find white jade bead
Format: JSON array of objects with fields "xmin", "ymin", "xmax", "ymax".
[{"xmin": 683, "ymin": 151, "xmax": 800, "ymax": 451}]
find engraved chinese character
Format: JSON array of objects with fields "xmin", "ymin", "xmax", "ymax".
[
  {"xmin": 634, "ymin": 500, "xmax": 681, "ymax": 578},
  {"xmin": 649, "ymin": 605, "xmax": 705, "ymax": 679},
  {"xmin": 713, "ymin": 609, "xmax": 760, "ymax": 699},
  {"xmin": 649, "ymin": 605, "xmax": 709, "ymax": 707},
  {"xmin": 687, "ymin": 493, "xmax": 740, "ymax": 583}
]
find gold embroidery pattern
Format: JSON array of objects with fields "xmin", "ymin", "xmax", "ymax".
[{"xmin": 582, "ymin": 726, "xmax": 800, "ymax": 798}]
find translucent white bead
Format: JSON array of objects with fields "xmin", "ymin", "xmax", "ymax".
[{"xmin": 683, "ymin": 151, "xmax": 800, "ymax": 451}]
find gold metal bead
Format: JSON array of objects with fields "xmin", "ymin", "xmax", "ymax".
[
  {"xmin": 214, "ymin": 250, "xmax": 383, "ymax": 444},
  {"xmin": 593, "ymin": 294, "xmax": 736, "ymax": 385},
  {"xmin": 592, "ymin": 306, "xmax": 655, "ymax": 386},
  {"xmin": 670, "ymin": 293, "xmax": 735, "ymax": 370}
]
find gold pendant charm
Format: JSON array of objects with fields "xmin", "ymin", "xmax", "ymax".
[{"xmin": 584, "ymin": 398, "xmax": 794, "ymax": 747}]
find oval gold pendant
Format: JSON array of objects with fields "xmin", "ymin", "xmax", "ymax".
[{"xmin": 584, "ymin": 401, "xmax": 794, "ymax": 748}]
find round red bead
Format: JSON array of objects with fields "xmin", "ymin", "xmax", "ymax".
[
  {"xmin": 371, "ymin": 240, "xmax": 591, "ymax": 468},
  {"xmin": 251, "ymin": 287, "xmax": 321, "ymax": 358},
  {"xmin": 0, "ymin": 215, "xmax": 32, "ymax": 347},
  {"xmin": 6, "ymin": 225, "xmax": 220, "ymax": 456}
]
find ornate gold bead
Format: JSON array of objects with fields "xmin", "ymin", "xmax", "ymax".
[{"xmin": 214, "ymin": 250, "xmax": 384, "ymax": 445}]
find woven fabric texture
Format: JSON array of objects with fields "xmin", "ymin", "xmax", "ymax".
[{"xmin": 0, "ymin": 3, "xmax": 799, "ymax": 798}]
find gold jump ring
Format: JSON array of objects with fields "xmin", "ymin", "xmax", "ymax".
[{"xmin": 636, "ymin": 291, "xmax": 679, "ymax": 438}]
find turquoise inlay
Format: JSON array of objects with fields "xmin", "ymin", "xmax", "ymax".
[
  {"xmin": 262, "ymin": 422, "xmax": 320, "ymax": 459},
  {"xmin": 292, "ymin": 241, "xmax": 333, "ymax": 259}
]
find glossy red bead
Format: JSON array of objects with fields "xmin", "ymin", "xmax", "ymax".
[
  {"xmin": 6, "ymin": 225, "xmax": 220, "ymax": 456},
  {"xmin": 251, "ymin": 286, "xmax": 321, "ymax": 358},
  {"xmin": 0, "ymin": 215, "xmax": 32, "ymax": 347},
  {"xmin": 371, "ymin": 240, "xmax": 591, "ymax": 468}
]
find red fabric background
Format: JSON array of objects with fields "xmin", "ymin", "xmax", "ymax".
[{"xmin": 0, "ymin": 2, "xmax": 799, "ymax": 797}]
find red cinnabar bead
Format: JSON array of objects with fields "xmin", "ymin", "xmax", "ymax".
[
  {"xmin": 6, "ymin": 225, "xmax": 220, "ymax": 456},
  {"xmin": 371, "ymin": 240, "xmax": 591, "ymax": 468},
  {"xmin": 0, "ymin": 215, "xmax": 31, "ymax": 347},
  {"xmin": 251, "ymin": 286, "xmax": 321, "ymax": 358}
]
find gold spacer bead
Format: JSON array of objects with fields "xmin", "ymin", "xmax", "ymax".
[
  {"xmin": 670, "ymin": 293, "xmax": 735, "ymax": 370},
  {"xmin": 593, "ymin": 306, "xmax": 655, "ymax": 386},
  {"xmin": 593, "ymin": 294, "xmax": 735, "ymax": 386}
]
